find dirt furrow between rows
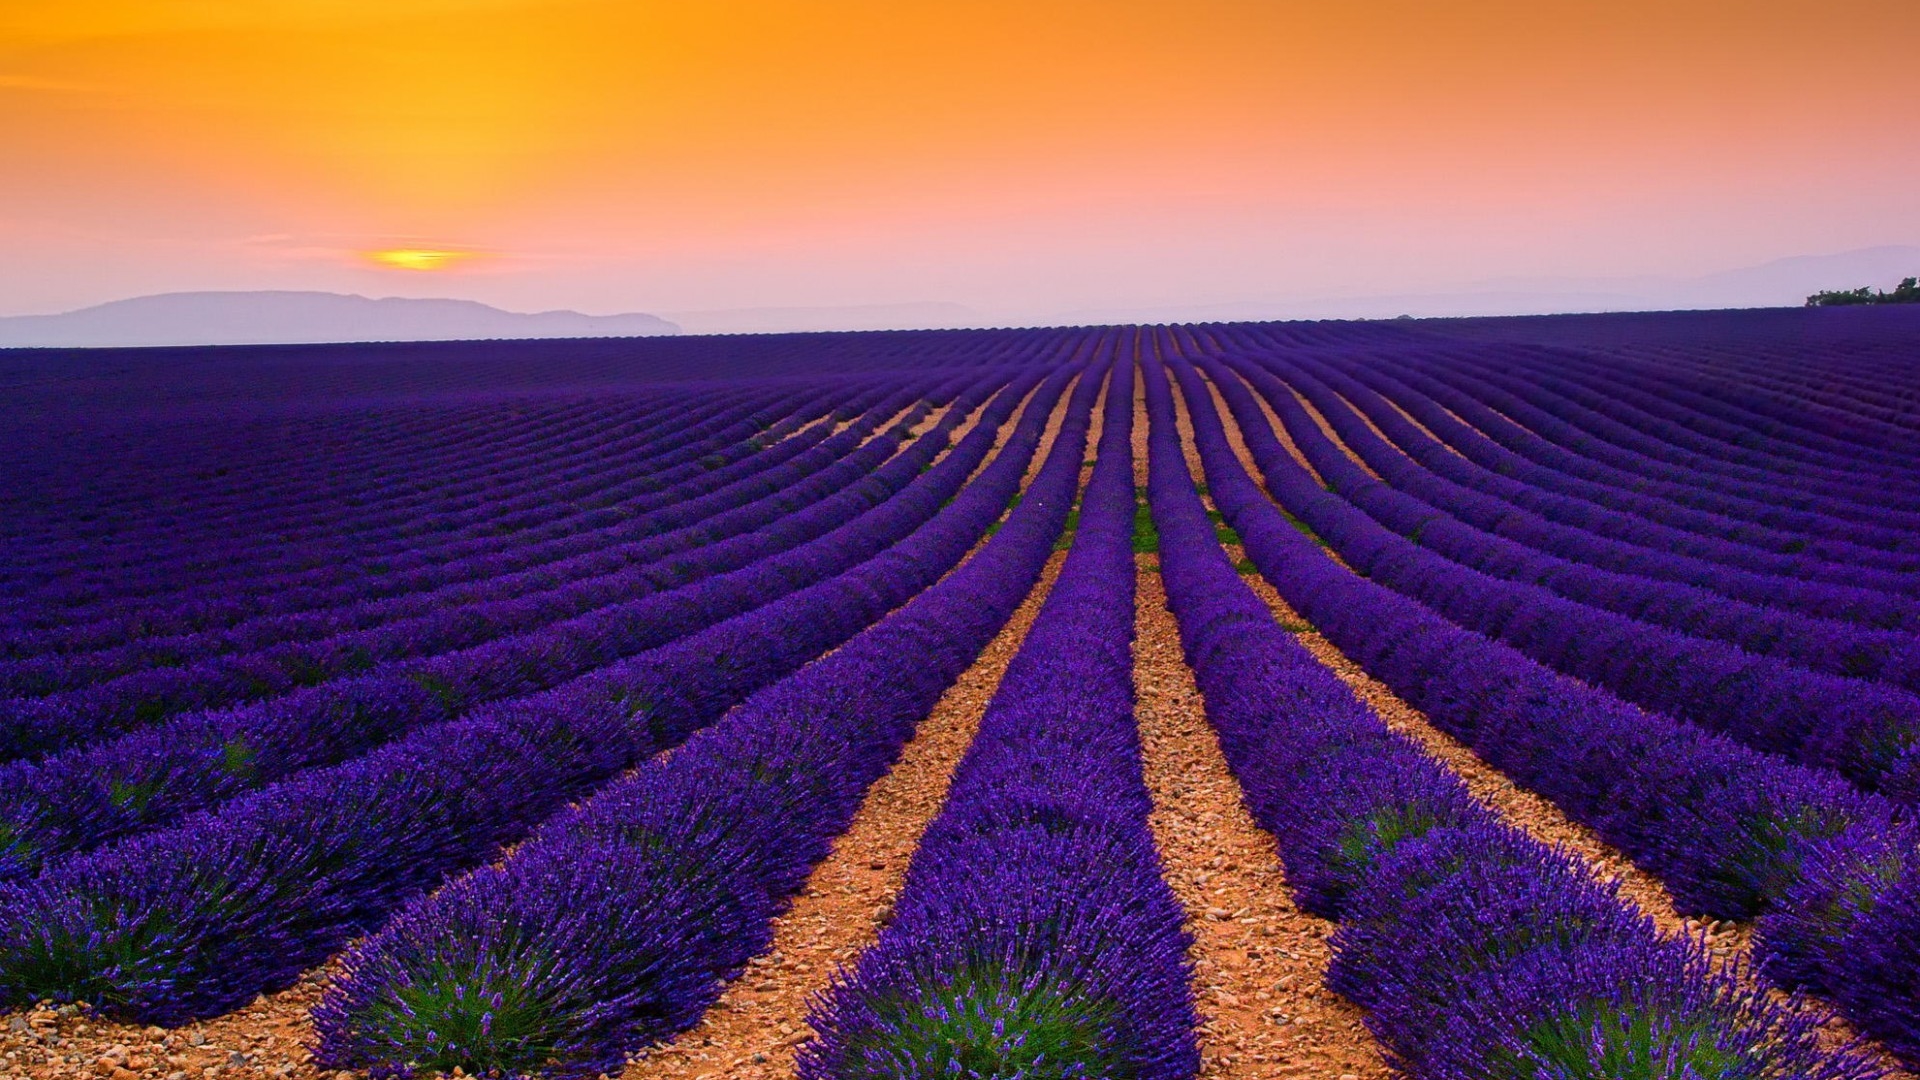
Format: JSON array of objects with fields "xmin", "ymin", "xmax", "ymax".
[
  {"xmin": 0, "ymin": 379, "xmax": 1074, "ymax": 1080},
  {"xmin": 1131, "ymin": 362, "xmax": 1387, "ymax": 1079},
  {"xmin": 1134, "ymin": 565, "xmax": 1389, "ymax": 1080},
  {"xmin": 1190, "ymin": 369, "xmax": 1914, "ymax": 1076},
  {"xmin": 1187, "ymin": 367, "xmax": 1697, "ymax": 932},
  {"xmin": 623, "ymin": 549, "xmax": 1071, "ymax": 1080},
  {"xmin": 620, "ymin": 365, "xmax": 1110, "ymax": 1080}
]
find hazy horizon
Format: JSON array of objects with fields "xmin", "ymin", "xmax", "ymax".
[{"xmin": 6, "ymin": 243, "xmax": 1917, "ymax": 340}]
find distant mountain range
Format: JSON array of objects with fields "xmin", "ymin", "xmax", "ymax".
[
  {"xmin": 0, "ymin": 291, "xmax": 680, "ymax": 349},
  {"xmin": 1064, "ymin": 245, "xmax": 1920, "ymax": 324},
  {"xmin": 5, "ymin": 246, "xmax": 1915, "ymax": 347}
]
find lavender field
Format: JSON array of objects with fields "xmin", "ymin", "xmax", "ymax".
[{"xmin": 3, "ymin": 306, "xmax": 1920, "ymax": 1080}]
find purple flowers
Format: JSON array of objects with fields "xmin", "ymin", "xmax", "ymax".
[
  {"xmin": 0, "ymin": 380, "xmax": 1002, "ymax": 879},
  {"xmin": 309, "ymin": 351, "xmax": 1112, "ymax": 1078},
  {"xmin": 1141, "ymin": 347, "xmax": 1878, "ymax": 1080},
  {"xmin": 802, "ymin": 361, "xmax": 1199, "ymax": 1080},
  {"xmin": 1165, "ymin": 332, "xmax": 1920, "ymax": 1071},
  {"xmin": 8, "ymin": 311, "xmax": 1920, "ymax": 1075},
  {"xmin": 1206, "ymin": 348, "xmax": 1920, "ymax": 798},
  {"xmin": 0, "ymin": 360, "xmax": 1077, "ymax": 1024}
]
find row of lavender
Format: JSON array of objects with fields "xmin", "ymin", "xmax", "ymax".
[
  {"xmin": 1141, "ymin": 353, "xmax": 1872, "ymax": 1080},
  {"xmin": 0, "ymin": 384, "xmax": 867, "ymax": 657},
  {"xmin": 1162, "ymin": 318, "xmax": 1920, "ymax": 1064},
  {"xmin": 1239, "ymin": 347, "xmax": 1920, "ymax": 684},
  {"xmin": 0, "ymin": 388, "xmax": 907, "ymax": 728},
  {"xmin": 0, "ymin": 385, "xmax": 872, "ymax": 689},
  {"xmin": 1615, "ymin": 336, "xmax": 1920, "ymax": 448},
  {"xmin": 1236, "ymin": 332, "xmax": 1920, "ymax": 611},
  {"xmin": 1405, "ymin": 344, "xmax": 1920, "ymax": 518},
  {"xmin": 6, "ymin": 395, "xmax": 648, "ymax": 557},
  {"xmin": 0, "ymin": 379, "xmax": 957, "ymax": 750},
  {"xmin": 312, "ymin": 352, "xmax": 1111, "ymax": 1078},
  {"xmin": 1408, "ymin": 306, "xmax": 1920, "ymax": 478},
  {"xmin": 1370, "ymin": 344, "xmax": 1920, "ymax": 550},
  {"xmin": 1363, "ymin": 341, "xmax": 1920, "ymax": 584},
  {"xmin": 4, "ymin": 325, "xmax": 1075, "ymax": 621},
  {"xmin": 3, "ymin": 336, "xmax": 1082, "ymax": 676},
  {"xmin": 6, "ymin": 387, "xmax": 834, "ymax": 610},
  {"xmin": 1207, "ymin": 347, "xmax": 1920, "ymax": 797},
  {"xmin": 800, "ymin": 357, "xmax": 1199, "ymax": 1079},
  {"xmin": 0, "ymin": 345, "xmax": 1090, "ymax": 1022},
  {"xmin": 0, "ymin": 329, "xmax": 1049, "ymax": 559},
  {"xmin": 0, "ymin": 373, "xmax": 1010, "ymax": 879},
  {"xmin": 1212, "ymin": 325, "xmax": 1920, "ymax": 613}
]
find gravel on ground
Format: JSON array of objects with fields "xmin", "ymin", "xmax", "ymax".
[
  {"xmin": 621, "ymin": 552, "xmax": 1068, "ymax": 1080},
  {"xmin": 1135, "ymin": 565, "xmax": 1391, "ymax": 1080}
]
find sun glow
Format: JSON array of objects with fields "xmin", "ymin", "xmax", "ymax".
[{"xmin": 366, "ymin": 248, "xmax": 474, "ymax": 271}]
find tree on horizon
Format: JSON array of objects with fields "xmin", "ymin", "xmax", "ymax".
[{"xmin": 1808, "ymin": 276, "xmax": 1920, "ymax": 306}]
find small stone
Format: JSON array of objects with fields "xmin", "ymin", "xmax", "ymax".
[
  {"xmin": 187, "ymin": 1033, "xmax": 206, "ymax": 1047},
  {"xmin": 1206, "ymin": 907, "xmax": 1233, "ymax": 920},
  {"xmin": 227, "ymin": 1050, "xmax": 249, "ymax": 1066}
]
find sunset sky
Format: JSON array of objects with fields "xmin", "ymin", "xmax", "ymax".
[{"xmin": 2, "ymin": 1, "xmax": 1914, "ymax": 322}]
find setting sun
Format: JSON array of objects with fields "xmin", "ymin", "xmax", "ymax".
[{"xmin": 365, "ymin": 248, "xmax": 474, "ymax": 272}]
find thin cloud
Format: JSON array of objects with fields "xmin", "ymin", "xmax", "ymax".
[
  {"xmin": 0, "ymin": 73, "xmax": 98, "ymax": 93},
  {"xmin": 3, "ymin": 0, "xmax": 549, "ymax": 43}
]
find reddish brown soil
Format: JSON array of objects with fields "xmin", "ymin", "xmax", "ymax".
[
  {"xmin": 621, "ymin": 553, "xmax": 1067, "ymax": 1080},
  {"xmin": 1135, "ymin": 566, "xmax": 1390, "ymax": 1080},
  {"xmin": 616, "ymin": 372, "xmax": 1113, "ymax": 1078},
  {"xmin": 1137, "ymin": 375, "xmax": 1388, "ymax": 1079},
  {"xmin": 1191, "ymin": 366, "xmax": 1913, "ymax": 1077},
  {"xmin": 0, "ymin": 380, "xmax": 1074, "ymax": 1080}
]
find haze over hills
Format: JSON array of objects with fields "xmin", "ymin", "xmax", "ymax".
[
  {"xmin": 661, "ymin": 302, "xmax": 984, "ymax": 335},
  {"xmin": 3, "ymin": 247, "xmax": 1914, "ymax": 348},
  {"xmin": 0, "ymin": 292, "xmax": 680, "ymax": 349},
  {"xmin": 1065, "ymin": 245, "xmax": 1920, "ymax": 324}
]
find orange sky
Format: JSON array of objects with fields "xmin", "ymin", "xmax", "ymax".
[{"xmin": 2, "ymin": 0, "xmax": 1914, "ymax": 320}]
